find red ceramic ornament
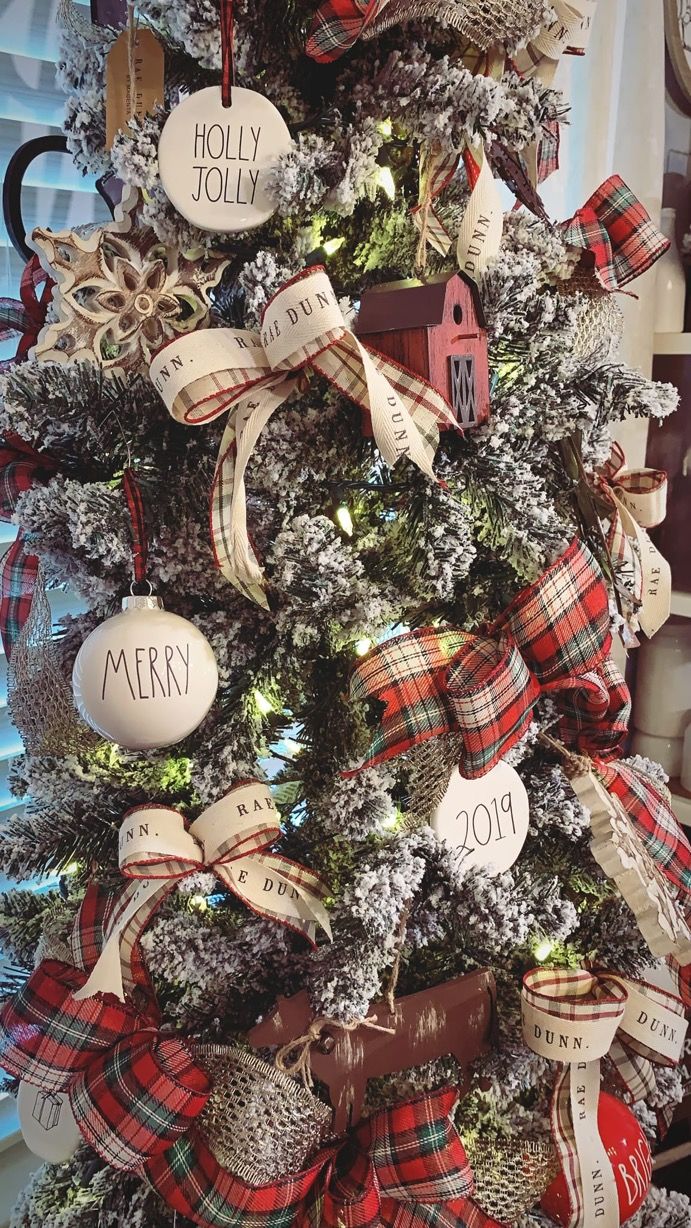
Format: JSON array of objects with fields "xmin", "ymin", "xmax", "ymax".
[{"xmin": 541, "ymin": 1092, "xmax": 652, "ymax": 1225}]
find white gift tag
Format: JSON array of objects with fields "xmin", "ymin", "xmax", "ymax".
[
  {"xmin": 18, "ymin": 1083, "xmax": 82, "ymax": 1162},
  {"xmin": 431, "ymin": 761, "xmax": 529, "ymax": 874},
  {"xmin": 158, "ymin": 86, "xmax": 293, "ymax": 232}
]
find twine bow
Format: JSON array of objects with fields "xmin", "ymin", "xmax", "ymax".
[
  {"xmin": 150, "ymin": 266, "xmax": 456, "ymax": 609},
  {"xmin": 0, "ymin": 434, "xmax": 58, "ymax": 658},
  {"xmin": 0, "ymin": 254, "xmax": 53, "ymax": 370},
  {"xmin": 346, "ymin": 537, "xmax": 630, "ymax": 781},
  {"xmin": 522, "ymin": 967, "xmax": 687, "ymax": 1227},
  {"xmin": 596, "ymin": 442, "xmax": 670, "ymax": 639},
  {"xmin": 73, "ymin": 780, "xmax": 332, "ymax": 1003},
  {"xmin": 561, "ymin": 176, "xmax": 669, "ymax": 293},
  {"xmin": 275, "ymin": 1014, "xmax": 395, "ymax": 1088},
  {"xmin": 0, "ymin": 889, "xmax": 212, "ymax": 1173}
]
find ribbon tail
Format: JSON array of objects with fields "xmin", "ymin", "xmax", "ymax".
[
  {"xmin": 457, "ymin": 142, "xmax": 504, "ymax": 282},
  {"xmin": 218, "ymin": 853, "xmax": 332, "ymax": 945},
  {"xmin": 73, "ymin": 879, "xmax": 170, "ymax": 1002},
  {"xmin": 609, "ymin": 1037, "xmax": 657, "ymax": 1104},
  {"xmin": 610, "ymin": 493, "xmax": 670, "ymax": 638},
  {"xmin": 211, "ymin": 379, "xmax": 295, "ymax": 608}
]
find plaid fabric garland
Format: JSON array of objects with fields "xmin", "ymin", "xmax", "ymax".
[
  {"xmin": 561, "ymin": 175, "xmax": 669, "ymax": 293},
  {"xmin": 146, "ymin": 1087, "xmax": 485, "ymax": 1228},
  {"xmin": 0, "ymin": 435, "xmax": 58, "ymax": 658},
  {"xmin": 347, "ymin": 537, "xmax": 627, "ymax": 780}
]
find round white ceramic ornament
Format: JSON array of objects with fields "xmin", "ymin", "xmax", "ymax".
[
  {"xmin": 158, "ymin": 86, "xmax": 293, "ymax": 232},
  {"xmin": 431, "ymin": 761, "xmax": 530, "ymax": 875},
  {"xmin": 17, "ymin": 1083, "xmax": 82, "ymax": 1162},
  {"xmin": 72, "ymin": 595, "xmax": 219, "ymax": 750}
]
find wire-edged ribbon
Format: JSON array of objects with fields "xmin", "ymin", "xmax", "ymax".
[
  {"xmin": 122, "ymin": 467, "xmax": 149, "ymax": 585},
  {"xmin": 596, "ymin": 442, "xmax": 670, "ymax": 639},
  {"xmin": 347, "ymin": 538, "xmax": 629, "ymax": 779},
  {"xmin": 149, "ymin": 1086, "xmax": 491, "ymax": 1228},
  {"xmin": 522, "ymin": 967, "xmax": 687, "ymax": 1228},
  {"xmin": 560, "ymin": 176, "xmax": 670, "ymax": 293},
  {"xmin": 512, "ymin": 0, "xmax": 598, "ymax": 86},
  {"xmin": 0, "ymin": 253, "xmax": 53, "ymax": 371},
  {"xmin": 412, "ymin": 139, "xmax": 504, "ymax": 278},
  {"xmin": 149, "ymin": 266, "xmax": 456, "ymax": 609},
  {"xmin": 0, "ymin": 434, "xmax": 58, "ymax": 659},
  {"xmin": 73, "ymin": 779, "xmax": 331, "ymax": 1004}
]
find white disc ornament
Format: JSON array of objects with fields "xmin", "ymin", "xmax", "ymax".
[
  {"xmin": 432, "ymin": 761, "xmax": 530, "ymax": 875},
  {"xmin": 158, "ymin": 86, "xmax": 293, "ymax": 232},
  {"xmin": 72, "ymin": 594, "xmax": 219, "ymax": 750},
  {"xmin": 17, "ymin": 1083, "xmax": 82, "ymax": 1162}
]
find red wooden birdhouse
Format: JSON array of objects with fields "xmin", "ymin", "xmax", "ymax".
[{"xmin": 355, "ymin": 271, "xmax": 490, "ymax": 428}]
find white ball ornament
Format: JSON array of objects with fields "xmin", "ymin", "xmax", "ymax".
[
  {"xmin": 18, "ymin": 1084, "xmax": 82, "ymax": 1162},
  {"xmin": 158, "ymin": 86, "xmax": 293, "ymax": 233},
  {"xmin": 72, "ymin": 594, "xmax": 219, "ymax": 750},
  {"xmin": 431, "ymin": 761, "xmax": 530, "ymax": 875}
]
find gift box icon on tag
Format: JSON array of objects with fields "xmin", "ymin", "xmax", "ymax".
[{"xmin": 32, "ymin": 1090, "xmax": 62, "ymax": 1131}]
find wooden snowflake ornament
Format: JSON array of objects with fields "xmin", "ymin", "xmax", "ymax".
[
  {"xmin": 29, "ymin": 188, "xmax": 228, "ymax": 376},
  {"xmin": 572, "ymin": 769, "xmax": 691, "ymax": 964}
]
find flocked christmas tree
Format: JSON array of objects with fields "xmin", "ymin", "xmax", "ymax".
[{"xmin": 1, "ymin": 2, "xmax": 691, "ymax": 1226}]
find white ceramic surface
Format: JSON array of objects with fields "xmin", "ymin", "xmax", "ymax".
[
  {"xmin": 653, "ymin": 208, "xmax": 686, "ymax": 333},
  {"xmin": 632, "ymin": 618, "xmax": 691, "ymax": 739}
]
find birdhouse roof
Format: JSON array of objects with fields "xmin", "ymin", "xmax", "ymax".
[{"xmin": 356, "ymin": 271, "xmax": 487, "ymax": 334}]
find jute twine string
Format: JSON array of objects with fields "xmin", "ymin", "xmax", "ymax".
[
  {"xmin": 275, "ymin": 1015, "xmax": 395, "ymax": 1089},
  {"xmin": 537, "ymin": 730, "xmax": 592, "ymax": 778}
]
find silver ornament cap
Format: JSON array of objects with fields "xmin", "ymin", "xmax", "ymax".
[{"xmin": 121, "ymin": 594, "xmax": 164, "ymax": 612}]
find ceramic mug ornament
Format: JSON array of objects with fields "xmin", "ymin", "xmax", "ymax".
[
  {"xmin": 17, "ymin": 1083, "xmax": 82, "ymax": 1163},
  {"xmin": 72, "ymin": 594, "xmax": 219, "ymax": 750},
  {"xmin": 158, "ymin": 86, "xmax": 293, "ymax": 232},
  {"xmin": 431, "ymin": 761, "xmax": 530, "ymax": 874},
  {"xmin": 541, "ymin": 1092, "xmax": 652, "ymax": 1226}
]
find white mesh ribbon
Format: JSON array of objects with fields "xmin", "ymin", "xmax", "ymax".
[
  {"xmin": 150, "ymin": 267, "xmax": 456, "ymax": 608},
  {"xmin": 74, "ymin": 780, "xmax": 332, "ymax": 1002},
  {"xmin": 522, "ymin": 968, "xmax": 687, "ymax": 1227}
]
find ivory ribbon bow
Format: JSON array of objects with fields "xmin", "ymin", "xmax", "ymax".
[
  {"xmin": 597, "ymin": 442, "xmax": 670, "ymax": 639},
  {"xmin": 150, "ymin": 266, "xmax": 456, "ymax": 609},
  {"xmin": 74, "ymin": 780, "xmax": 331, "ymax": 1003},
  {"xmin": 522, "ymin": 967, "xmax": 687, "ymax": 1228},
  {"xmin": 512, "ymin": 0, "xmax": 598, "ymax": 86},
  {"xmin": 412, "ymin": 139, "xmax": 504, "ymax": 280}
]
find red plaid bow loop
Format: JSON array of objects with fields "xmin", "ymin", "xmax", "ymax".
[
  {"xmin": 0, "ymin": 254, "xmax": 53, "ymax": 370},
  {"xmin": 347, "ymin": 538, "xmax": 629, "ymax": 780},
  {"xmin": 0, "ymin": 434, "xmax": 58, "ymax": 658},
  {"xmin": 305, "ymin": 0, "xmax": 386, "ymax": 61},
  {"xmin": 0, "ymin": 892, "xmax": 212, "ymax": 1172},
  {"xmin": 561, "ymin": 175, "xmax": 669, "ymax": 293}
]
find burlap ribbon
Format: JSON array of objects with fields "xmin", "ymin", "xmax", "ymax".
[
  {"xmin": 347, "ymin": 538, "xmax": 630, "ymax": 779},
  {"xmin": 150, "ymin": 266, "xmax": 456, "ymax": 609},
  {"xmin": 522, "ymin": 968, "xmax": 687, "ymax": 1228},
  {"xmin": 74, "ymin": 780, "xmax": 331, "ymax": 1003},
  {"xmin": 596, "ymin": 442, "xmax": 670, "ymax": 639}
]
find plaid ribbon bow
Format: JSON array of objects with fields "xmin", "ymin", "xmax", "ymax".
[
  {"xmin": 305, "ymin": 0, "xmax": 386, "ymax": 61},
  {"xmin": 148, "ymin": 1087, "xmax": 490, "ymax": 1228},
  {"xmin": 523, "ymin": 968, "xmax": 687, "ymax": 1227},
  {"xmin": 0, "ymin": 253, "xmax": 53, "ymax": 371},
  {"xmin": 347, "ymin": 538, "xmax": 629, "ymax": 780},
  {"xmin": 561, "ymin": 176, "xmax": 669, "ymax": 293},
  {"xmin": 596, "ymin": 442, "xmax": 670, "ymax": 639},
  {"xmin": 0, "ymin": 434, "xmax": 58, "ymax": 659},
  {"xmin": 73, "ymin": 780, "xmax": 332, "ymax": 1004},
  {"xmin": 0, "ymin": 885, "xmax": 212, "ymax": 1173},
  {"xmin": 150, "ymin": 266, "xmax": 455, "ymax": 609}
]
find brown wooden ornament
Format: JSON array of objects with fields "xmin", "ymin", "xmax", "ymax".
[
  {"xmin": 355, "ymin": 273, "xmax": 490, "ymax": 428},
  {"xmin": 249, "ymin": 968, "xmax": 496, "ymax": 1133}
]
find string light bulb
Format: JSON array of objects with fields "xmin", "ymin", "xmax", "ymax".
[
  {"xmin": 189, "ymin": 894, "xmax": 208, "ymax": 912},
  {"xmin": 323, "ymin": 236, "xmax": 345, "ymax": 256},
  {"xmin": 533, "ymin": 938, "xmax": 554, "ymax": 963},
  {"xmin": 254, "ymin": 689, "xmax": 274, "ymax": 716},
  {"xmin": 335, "ymin": 505, "xmax": 354, "ymax": 536},
  {"xmin": 376, "ymin": 166, "xmax": 396, "ymax": 200},
  {"xmin": 377, "ymin": 118, "xmax": 393, "ymax": 137},
  {"xmin": 354, "ymin": 637, "xmax": 373, "ymax": 656}
]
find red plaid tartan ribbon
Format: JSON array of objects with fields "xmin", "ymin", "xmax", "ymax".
[
  {"xmin": 561, "ymin": 176, "xmax": 669, "ymax": 293},
  {"xmin": 0, "ymin": 254, "xmax": 53, "ymax": 371},
  {"xmin": 148, "ymin": 1087, "xmax": 488, "ymax": 1228},
  {"xmin": 0, "ymin": 884, "xmax": 212, "ymax": 1172},
  {"xmin": 73, "ymin": 780, "xmax": 331, "ymax": 1004},
  {"xmin": 122, "ymin": 467, "xmax": 149, "ymax": 585},
  {"xmin": 347, "ymin": 538, "xmax": 628, "ymax": 779},
  {"xmin": 596, "ymin": 442, "xmax": 670, "ymax": 639},
  {"xmin": 0, "ymin": 434, "xmax": 58, "ymax": 659},
  {"xmin": 523, "ymin": 968, "xmax": 687, "ymax": 1227},
  {"xmin": 150, "ymin": 266, "xmax": 455, "ymax": 610},
  {"xmin": 305, "ymin": 0, "xmax": 386, "ymax": 61}
]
